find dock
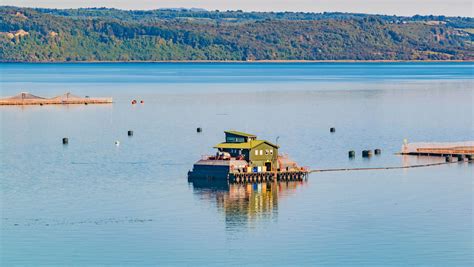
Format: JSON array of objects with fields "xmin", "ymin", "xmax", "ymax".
[
  {"xmin": 400, "ymin": 141, "xmax": 474, "ymax": 157},
  {"xmin": 0, "ymin": 92, "xmax": 112, "ymax": 105}
]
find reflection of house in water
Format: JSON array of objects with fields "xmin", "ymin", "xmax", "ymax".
[{"xmin": 189, "ymin": 179, "xmax": 307, "ymax": 229}]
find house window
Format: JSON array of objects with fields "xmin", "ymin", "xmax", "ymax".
[
  {"xmin": 265, "ymin": 149, "xmax": 269, "ymax": 155},
  {"xmin": 270, "ymin": 149, "xmax": 273, "ymax": 155},
  {"xmin": 255, "ymin": 150, "xmax": 258, "ymax": 156},
  {"xmin": 260, "ymin": 150, "xmax": 263, "ymax": 155}
]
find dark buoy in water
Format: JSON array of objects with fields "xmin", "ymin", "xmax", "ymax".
[
  {"xmin": 362, "ymin": 150, "xmax": 372, "ymax": 158},
  {"xmin": 330, "ymin": 127, "xmax": 336, "ymax": 133},
  {"xmin": 140, "ymin": 100, "xmax": 144, "ymax": 104},
  {"xmin": 374, "ymin": 149, "xmax": 382, "ymax": 155},
  {"xmin": 131, "ymin": 100, "xmax": 137, "ymax": 105},
  {"xmin": 62, "ymin": 137, "xmax": 69, "ymax": 145},
  {"xmin": 348, "ymin": 151, "xmax": 355, "ymax": 158},
  {"xmin": 128, "ymin": 130, "xmax": 133, "ymax": 136},
  {"xmin": 197, "ymin": 127, "xmax": 202, "ymax": 133}
]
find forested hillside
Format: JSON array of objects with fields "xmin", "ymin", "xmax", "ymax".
[{"xmin": 1, "ymin": 6, "xmax": 472, "ymax": 62}]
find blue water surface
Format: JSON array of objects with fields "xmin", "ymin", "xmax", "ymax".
[{"xmin": 0, "ymin": 62, "xmax": 473, "ymax": 266}]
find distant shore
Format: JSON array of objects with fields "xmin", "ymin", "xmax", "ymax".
[{"xmin": 1, "ymin": 60, "xmax": 473, "ymax": 64}]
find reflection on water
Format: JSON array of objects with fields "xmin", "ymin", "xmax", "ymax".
[
  {"xmin": 189, "ymin": 178, "xmax": 307, "ymax": 230},
  {"xmin": 400, "ymin": 154, "xmax": 446, "ymax": 167}
]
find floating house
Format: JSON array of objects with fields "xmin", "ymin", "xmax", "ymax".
[
  {"xmin": 215, "ymin": 130, "xmax": 279, "ymax": 171},
  {"xmin": 188, "ymin": 130, "xmax": 308, "ymax": 183}
]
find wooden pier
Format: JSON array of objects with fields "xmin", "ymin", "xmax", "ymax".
[
  {"xmin": 229, "ymin": 170, "xmax": 309, "ymax": 183},
  {"xmin": 0, "ymin": 92, "xmax": 112, "ymax": 105},
  {"xmin": 400, "ymin": 141, "xmax": 474, "ymax": 158}
]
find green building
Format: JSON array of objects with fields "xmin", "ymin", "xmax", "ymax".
[{"xmin": 214, "ymin": 130, "xmax": 279, "ymax": 171}]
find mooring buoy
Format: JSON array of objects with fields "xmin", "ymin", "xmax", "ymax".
[
  {"xmin": 330, "ymin": 127, "xmax": 336, "ymax": 133},
  {"xmin": 375, "ymin": 149, "xmax": 382, "ymax": 155},
  {"xmin": 348, "ymin": 150, "xmax": 355, "ymax": 158},
  {"xmin": 115, "ymin": 141, "xmax": 120, "ymax": 146},
  {"xmin": 362, "ymin": 150, "xmax": 372, "ymax": 157},
  {"xmin": 128, "ymin": 130, "xmax": 133, "ymax": 136},
  {"xmin": 197, "ymin": 127, "xmax": 202, "ymax": 133},
  {"xmin": 62, "ymin": 137, "xmax": 68, "ymax": 145}
]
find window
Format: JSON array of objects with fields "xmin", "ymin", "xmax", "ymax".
[
  {"xmin": 255, "ymin": 150, "xmax": 258, "ymax": 156},
  {"xmin": 226, "ymin": 136, "xmax": 246, "ymax": 143},
  {"xmin": 265, "ymin": 149, "xmax": 269, "ymax": 155},
  {"xmin": 270, "ymin": 149, "xmax": 273, "ymax": 155},
  {"xmin": 260, "ymin": 150, "xmax": 263, "ymax": 155}
]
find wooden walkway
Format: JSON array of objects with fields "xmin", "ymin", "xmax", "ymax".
[{"xmin": 400, "ymin": 141, "xmax": 474, "ymax": 157}]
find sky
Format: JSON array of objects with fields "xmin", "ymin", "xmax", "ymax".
[{"xmin": 2, "ymin": 0, "xmax": 473, "ymax": 17}]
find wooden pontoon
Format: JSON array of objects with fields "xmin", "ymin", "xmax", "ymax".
[
  {"xmin": 0, "ymin": 92, "xmax": 112, "ymax": 105},
  {"xmin": 400, "ymin": 141, "xmax": 474, "ymax": 157}
]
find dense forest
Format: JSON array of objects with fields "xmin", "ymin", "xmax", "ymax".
[{"xmin": 1, "ymin": 6, "xmax": 473, "ymax": 62}]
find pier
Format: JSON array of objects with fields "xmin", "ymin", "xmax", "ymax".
[
  {"xmin": 0, "ymin": 92, "xmax": 112, "ymax": 105},
  {"xmin": 400, "ymin": 141, "xmax": 474, "ymax": 157}
]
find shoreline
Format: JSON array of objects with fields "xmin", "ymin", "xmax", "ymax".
[{"xmin": 1, "ymin": 60, "xmax": 473, "ymax": 64}]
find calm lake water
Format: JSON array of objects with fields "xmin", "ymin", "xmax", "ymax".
[{"xmin": 1, "ymin": 63, "xmax": 473, "ymax": 266}]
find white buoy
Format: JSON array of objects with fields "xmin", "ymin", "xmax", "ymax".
[{"xmin": 115, "ymin": 141, "xmax": 120, "ymax": 146}]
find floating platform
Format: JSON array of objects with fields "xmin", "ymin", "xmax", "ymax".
[
  {"xmin": 189, "ymin": 169, "xmax": 309, "ymax": 184},
  {"xmin": 188, "ymin": 155, "xmax": 309, "ymax": 184},
  {"xmin": 400, "ymin": 141, "xmax": 474, "ymax": 157},
  {"xmin": 0, "ymin": 92, "xmax": 112, "ymax": 105},
  {"xmin": 188, "ymin": 130, "xmax": 310, "ymax": 184}
]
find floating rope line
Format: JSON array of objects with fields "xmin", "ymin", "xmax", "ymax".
[{"xmin": 310, "ymin": 160, "xmax": 471, "ymax": 173}]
